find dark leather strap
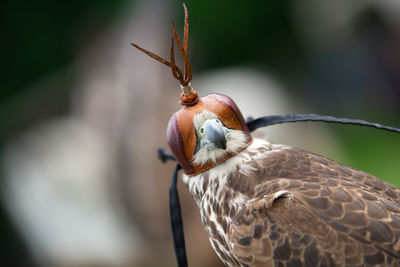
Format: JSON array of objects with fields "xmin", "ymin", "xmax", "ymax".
[
  {"xmin": 247, "ymin": 114, "xmax": 400, "ymax": 133},
  {"xmin": 169, "ymin": 164, "xmax": 187, "ymax": 267}
]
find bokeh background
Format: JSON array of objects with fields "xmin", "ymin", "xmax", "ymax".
[{"xmin": 1, "ymin": 0, "xmax": 400, "ymax": 266}]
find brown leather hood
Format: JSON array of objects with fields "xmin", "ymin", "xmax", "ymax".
[{"xmin": 167, "ymin": 93, "xmax": 252, "ymax": 176}]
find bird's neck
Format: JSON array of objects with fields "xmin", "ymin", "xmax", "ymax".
[{"xmin": 182, "ymin": 138, "xmax": 273, "ymax": 205}]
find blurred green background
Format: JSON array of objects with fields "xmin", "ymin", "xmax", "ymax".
[{"xmin": 1, "ymin": 0, "xmax": 400, "ymax": 266}]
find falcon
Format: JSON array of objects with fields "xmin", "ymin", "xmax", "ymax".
[
  {"xmin": 132, "ymin": 5, "xmax": 400, "ymax": 266},
  {"xmin": 181, "ymin": 108, "xmax": 400, "ymax": 267}
]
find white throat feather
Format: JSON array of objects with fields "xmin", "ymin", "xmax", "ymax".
[{"xmin": 192, "ymin": 129, "xmax": 249, "ymax": 166}]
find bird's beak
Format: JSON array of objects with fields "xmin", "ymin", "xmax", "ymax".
[{"xmin": 204, "ymin": 121, "xmax": 227, "ymax": 150}]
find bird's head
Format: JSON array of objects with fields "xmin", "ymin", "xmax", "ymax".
[
  {"xmin": 167, "ymin": 93, "xmax": 253, "ymax": 176},
  {"xmin": 192, "ymin": 110, "xmax": 250, "ymax": 166}
]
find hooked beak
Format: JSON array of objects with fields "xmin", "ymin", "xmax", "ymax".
[{"xmin": 204, "ymin": 121, "xmax": 227, "ymax": 150}]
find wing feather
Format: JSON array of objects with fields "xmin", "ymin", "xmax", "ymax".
[{"xmin": 227, "ymin": 145, "xmax": 400, "ymax": 266}]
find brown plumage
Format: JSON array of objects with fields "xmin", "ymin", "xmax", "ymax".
[{"xmin": 183, "ymin": 137, "xmax": 400, "ymax": 267}]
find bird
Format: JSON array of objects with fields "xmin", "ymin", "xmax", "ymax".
[
  {"xmin": 131, "ymin": 5, "xmax": 400, "ymax": 266},
  {"xmin": 180, "ymin": 108, "xmax": 400, "ymax": 266}
]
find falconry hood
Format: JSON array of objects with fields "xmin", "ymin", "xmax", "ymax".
[
  {"xmin": 166, "ymin": 87, "xmax": 252, "ymax": 176},
  {"xmin": 131, "ymin": 4, "xmax": 252, "ymax": 176}
]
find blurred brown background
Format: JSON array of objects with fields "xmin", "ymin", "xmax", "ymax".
[{"xmin": 1, "ymin": 0, "xmax": 400, "ymax": 266}]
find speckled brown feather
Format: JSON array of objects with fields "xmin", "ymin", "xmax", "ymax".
[{"xmin": 185, "ymin": 140, "xmax": 400, "ymax": 267}]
